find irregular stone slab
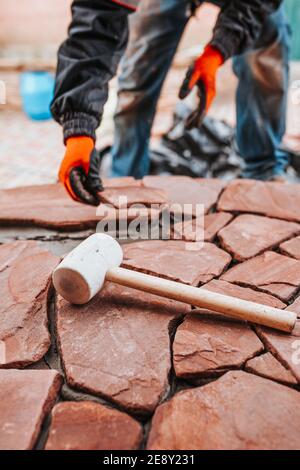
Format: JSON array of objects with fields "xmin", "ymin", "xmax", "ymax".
[
  {"xmin": 218, "ymin": 179, "xmax": 300, "ymax": 223},
  {"xmin": 102, "ymin": 177, "xmax": 142, "ymax": 188},
  {"xmin": 143, "ymin": 176, "xmax": 226, "ymax": 215},
  {"xmin": 173, "ymin": 312, "xmax": 263, "ymax": 379},
  {"xmin": 221, "ymin": 251, "xmax": 300, "ymax": 302},
  {"xmin": 218, "ymin": 214, "xmax": 300, "ymax": 261},
  {"xmin": 0, "ymin": 241, "xmax": 59, "ymax": 368},
  {"xmin": 56, "ymin": 283, "xmax": 190, "ymax": 415},
  {"xmin": 123, "ymin": 240, "xmax": 231, "ymax": 285},
  {"xmin": 245, "ymin": 352, "xmax": 297, "ymax": 386},
  {"xmin": 45, "ymin": 401, "xmax": 142, "ymax": 450},
  {"xmin": 0, "ymin": 369, "xmax": 62, "ymax": 450},
  {"xmin": 173, "ymin": 212, "xmax": 233, "ymax": 242},
  {"xmin": 280, "ymin": 236, "xmax": 300, "ymax": 260},
  {"xmin": 100, "ymin": 186, "xmax": 167, "ymax": 208},
  {"xmin": 255, "ymin": 321, "xmax": 300, "ymax": 382},
  {"xmin": 147, "ymin": 371, "xmax": 300, "ymax": 450},
  {"xmin": 202, "ymin": 279, "xmax": 286, "ymax": 309}
]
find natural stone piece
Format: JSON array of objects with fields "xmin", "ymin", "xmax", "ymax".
[
  {"xmin": 100, "ymin": 186, "xmax": 167, "ymax": 208},
  {"xmin": 173, "ymin": 212, "xmax": 233, "ymax": 242},
  {"xmin": 218, "ymin": 179, "xmax": 300, "ymax": 223},
  {"xmin": 0, "ymin": 241, "xmax": 59, "ymax": 368},
  {"xmin": 221, "ymin": 251, "xmax": 300, "ymax": 301},
  {"xmin": 143, "ymin": 176, "xmax": 226, "ymax": 215},
  {"xmin": 173, "ymin": 312, "xmax": 263, "ymax": 379},
  {"xmin": 218, "ymin": 214, "xmax": 300, "ymax": 261},
  {"xmin": 280, "ymin": 236, "xmax": 300, "ymax": 260},
  {"xmin": 255, "ymin": 321, "xmax": 300, "ymax": 383},
  {"xmin": 0, "ymin": 369, "xmax": 62, "ymax": 450},
  {"xmin": 102, "ymin": 177, "xmax": 142, "ymax": 188},
  {"xmin": 123, "ymin": 240, "xmax": 231, "ymax": 286},
  {"xmin": 45, "ymin": 401, "xmax": 142, "ymax": 450},
  {"xmin": 147, "ymin": 371, "xmax": 300, "ymax": 450},
  {"xmin": 201, "ymin": 279, "xmax": 286, "ymax": 309},
  {"xmin": 56, "ymin": 282, "xmax": 190, "ymax": 415},
  {"xmin": 245, "ymin": 352, "xmax": 297, "ymax": 386}
]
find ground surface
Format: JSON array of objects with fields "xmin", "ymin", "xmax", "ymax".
[{"xmin": 1, "ymin": 176, "xmax": 300, "ymax": 450}]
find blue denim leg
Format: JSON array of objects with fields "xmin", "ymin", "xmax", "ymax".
[
  {"xmin": 232, "ymin": 5, "xmax": 292, "ymax": 180},
  {"xmin": 111, "ymin": 0, "xmax": 190, "ymax": 178}
]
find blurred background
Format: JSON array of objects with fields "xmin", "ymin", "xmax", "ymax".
[{"xmin": 0, "ymin": 0, "xmax": 299, "ymax": 188}]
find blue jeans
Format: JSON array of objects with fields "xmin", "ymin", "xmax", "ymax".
[{"xmin": 111, "ymin": 1, "xmax": 291, "ymax": 180}]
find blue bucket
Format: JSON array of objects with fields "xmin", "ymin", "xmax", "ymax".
[{"xmin": 20, "ymin": 71, "xmax": 54, "ymax": 121}]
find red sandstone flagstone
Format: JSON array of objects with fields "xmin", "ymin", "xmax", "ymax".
[
  {"xmin": 173, "ymin": 312, "xmax": 263, "ymax": 379},
  {"xmin": 0, "ymin": 369, "xmax": 62, "ymax": 450},
  {"xmin": 218, "ymin": 214, "xmax": 300, "ymax": 261},
  {"xmin": 245, "ymin": 352, "xmax": 297, "ymax": 386},
  {"xmin": 0, "ymin": 241, "xmax": 59, "ymax": 368},
  {"xmin": 147, "ymin": 371, "xmax": 300, "ymax": 450},
  {"xmin": 173, "ymin": 212, "xmax": 233, "ymax": 242},
  {"xmin": 143, "ymin": 176, "xmax": 226, "ymax": 215},
  {"xmin": 221, "ymin": 251, "xmax": 300, "ymax": 302},
  {"xmin": 122, "ymin": 240, "xmax": 231, "ymax": 285},
  {"xmin": 280, "ymin": 236, "xmax": 300, "ymax": 260},
  {"xmin": 56, "ymin": 282, "xmax": 190, "ymax": 415},
  {"xmin": 99, "ymin": 186, "xmax": 167, "ymax": 208},
  {"xmin": 255, "ymin": 321, "xmax": 300, "ymax": 383},
  {"xmin": 45, "ymin": 401, "xmax": 142, "ymax": 450},
  {"xmin": 218, "ymin": 179, "xmax": 300, "ymax": 223}
]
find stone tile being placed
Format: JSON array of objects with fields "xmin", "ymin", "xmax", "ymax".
[
  {"xmin": 218, "ymin": 214, "xmax": 300, "ymax": 261},
  {"xmin": 245, "ymin": 352, "xmax": 297, "ymax": 386},
  {"xmin": 218, "ymin": 180, "xmax": 300, "ymax": 223},
  {"xmin": 0, "ymin": 241, "xmax": 59, "ymax": 368},
  {"xmin": 147, "ymin": 371, "xmax": 300, "ymax": 450},
  {"xmin": 221, "ymin": 251, "xmax": 300, "ymax": 302},
  {"xmin": 173, "ymin": 212, "xmax": 233, "ymax": 242},
  {"xmin": 45, "ymin": 402, "xmax": 142, "ymax": 450},
  {"xmin": 280, "ymin": 236, "xmax": 300, "ymax": 260},
  {"xmin": 173, "ymin": 312, "xmax": 263, "ymax": 379},
  {"xmin": 100, "ymin": 186, "xmax": 167, "ymax": 209},
  {"xmin": 0, "ymin": 369, "xmax": 62, "ymax": 450},
  {"xmin": 123, "ymin": 240, "xmax": 231, "ymax": 286},
  {"xmin": 56, "ymin": 283, "xmax": 190, "ymax": 415},
  {"xmin": 255, "ymin": 321, "xmax": 300, "ymax": 383},
  {"xmin": 143, "ymin": 176, "xmax": 226, "ymax": 215}
]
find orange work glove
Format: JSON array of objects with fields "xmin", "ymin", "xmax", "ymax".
[
  {"xmin": 179, "ymin": 45, "xmax": 224, "ymax": 129},
  {"xmin": 59, "ymin": 136, "xmax": 104, "ymax": 206}
]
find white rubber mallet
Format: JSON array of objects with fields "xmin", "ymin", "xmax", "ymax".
[{"xmin": 52, "ymin": 234, "xmax": 297, "ymax": 333}]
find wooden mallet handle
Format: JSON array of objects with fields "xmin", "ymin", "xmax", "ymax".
[{"xmin": 106, "ymin": 267, "xmax": 297, "ymax": 333}]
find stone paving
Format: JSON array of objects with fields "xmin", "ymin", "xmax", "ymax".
[{"xmin": 1, "ymin": 177, "xmax": 300, "ymax": 450}]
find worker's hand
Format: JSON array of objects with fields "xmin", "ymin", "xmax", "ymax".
[
  {"xmin": 59, "ymin": 136, "xmax": 104, "ymax": 206},
  {"xmin": 179, "ymin": 45, "xmax": 224, "ymax": 128}
]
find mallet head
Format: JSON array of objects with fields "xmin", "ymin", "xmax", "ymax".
[{"xmin": 52, "ymin": 234, "xmax": 123, "ymax": 305}]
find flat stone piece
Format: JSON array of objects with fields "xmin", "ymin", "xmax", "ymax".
[
  {"xmin": 173, "ymin": 212, "xmax": 233, "ymax": 242},
  {"xmin": 123, "ymin": 240, "xmax": 231, "ymax": 285},
  {"xmin": 0, "ymin": 241, "xmax": 59, "ymax": 367},
  {"xmin": 102, "ymin": 177, "xmax": 142, "ymax": 188},
  {"xmin": 173, "ymin": 312, "xmax": 263, "ymax": 379},
  {"xmin": 56, "ymin": 282, "xmax": 190, "ymax": 415},
  {"xmin": 143, "ymin": 176, "xmax": 226, "ymax": 215},
  {"xmin": 280, "ymin": 236, "xmax": 300, "ymax": 260},
  {"xmin": 147, "ymin": 371, "xmax": 300, "ymax": 450},
  {"xmin": 0, "ymin": 369, "xmax": 62, "ymax": 450},
  {"xmin": 256, "ymin": 321, "xmax": 300, "ymax": 382},
  {"xmin": 221, "ymin": 251, "xmax": 300, "ymax": 301},
  {"xmin": 218, "ymin": 214, "xmax": 300, "ymax": 261},
  {"xmin": 218, "ymin": 179, "xmax": 300, "ymax": 223},
  {"xmin": 245, "ymin": 352, "xmax": 297, "ymax": 385},
  {"xmin": 100, "ymin": 186, "xmax": 167, "ymax": 208},
  {"xmin": 45, "ymin": 401, "xmax": 142, "ymax": 450},
  {"xmin": 202, "ymin": 279, "xmax": 286, "ymax": 309}
]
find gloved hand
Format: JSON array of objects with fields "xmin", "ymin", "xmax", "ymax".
[
  {"xmin": 179, "ymin": 45, "xmax": 224, "ymax": 129},
  {"xmin": 59, "ymin": 136, "xmax": 104, "ymax": 206}
]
